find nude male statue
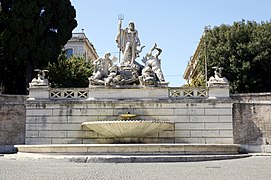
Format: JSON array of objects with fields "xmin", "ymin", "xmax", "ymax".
[
  {"xmin": 116, "ymin": 21, "xmax": 141, "ymax": 65},
  {"xmin": 92, "ymin": 52, "xmax": 115, "ymax": 80},
  {"xmin": 142, "ymin": 43, "xmax": 166, "ymax": 83}
]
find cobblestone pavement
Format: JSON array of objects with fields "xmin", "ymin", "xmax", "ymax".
[{"xmin": 1, "ymin": 155, "xmax": 271, "ymax": 180}]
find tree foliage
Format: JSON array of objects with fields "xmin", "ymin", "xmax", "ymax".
[
  {"xmin": 0, "ymin": 0, "xmax": 77, "ymax": 94},
  {"xmin": 200, "ymin": 20, "xmax": 271, "ymax": 93},
  {"xmin": 48, "ymin": 54, "xmax": 94, "ymax": 88}
]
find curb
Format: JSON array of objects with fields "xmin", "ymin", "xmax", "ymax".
[
  {"xmin": 85, "ymin": 154, "xmax": 252, "ymax": 163},
  {"xmin": 3, "ymin": 153, "xmax": 252, "ymax": 163}
]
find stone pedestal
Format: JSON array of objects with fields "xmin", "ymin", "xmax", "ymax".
[
  {"xmin": 208, "ymin": 83, "xmax": 230, "ymax": 99},
  {"xmin": 88, "ymin": 86, "xmax": 169, "ymax": 99},
  {"xmin": 28, "ymin": 86, "xmax": 50, "ymax": 100}
]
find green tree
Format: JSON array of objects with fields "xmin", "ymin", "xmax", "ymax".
[
  {"xmin": 0, "ymin": 0, "xmax": 77, "ymax": 94},
  {"xmin": 48, "ymin": 53, "xmax": 94, "ymax": 88},
  {"xmin": 201, "ymin": 20, "xmax": 271, "ymax": 93}
]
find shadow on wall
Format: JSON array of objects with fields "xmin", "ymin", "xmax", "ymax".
[{"xmin": 233, "ymin": 103, "xmax": 270, "ymax": 145}]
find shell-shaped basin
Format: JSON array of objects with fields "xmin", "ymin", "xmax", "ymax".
[
  {"xmin": 81, "ymin": 120, "xmax": 174, "ymax": 138},
  {"xmin": 119, "ymin": 113, "xmax": 137, "ymax": 120}
]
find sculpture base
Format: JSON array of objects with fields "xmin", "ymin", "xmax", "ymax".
[
  {"xmin": 88, "ymin": 86, "xmax": 169, "ymax": 99},
  {"xmin": 208, "ymin": 82, "xmax": 230, "ymax": 99}
]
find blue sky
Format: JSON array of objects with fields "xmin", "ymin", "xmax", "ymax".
[{"xmin": 70, "ymin": 0, "xmax": 271, "ymax": 86}]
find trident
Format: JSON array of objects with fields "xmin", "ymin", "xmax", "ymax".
[{"xmin": 118, "ymin": 14, "xmax": 124, "ymax": 63}]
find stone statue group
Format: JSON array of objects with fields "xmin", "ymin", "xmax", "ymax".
[
  {"xmin": 89, "ymin": 20, "xmax": 168, "ymax": 87},
  {"xmin": 29, "ymin": 20, "xmax": 228, "ymax": 88}
]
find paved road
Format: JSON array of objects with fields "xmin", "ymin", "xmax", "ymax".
[{"xmin": 1, "ymin": 155, "xmax": 271, "ymax": 180}]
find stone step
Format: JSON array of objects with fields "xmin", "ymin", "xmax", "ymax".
[
  {"xmin": 15, "ymin": 144, "xmax": 241, "ymax": 155},
  {"xmin": 2, "ymin": 153, "xmax": 251, "ymax": 163}
]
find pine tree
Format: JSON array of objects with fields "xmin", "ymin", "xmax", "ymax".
[{"xmin": 0, "ymin": 0, "xmax": 77, "ymax": 94}]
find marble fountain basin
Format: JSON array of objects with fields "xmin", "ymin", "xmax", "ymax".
[{"xmin": 81, "ymin": 120, "xmax": 174, "ymax": 139}]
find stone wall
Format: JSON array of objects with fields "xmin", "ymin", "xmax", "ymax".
[
  {"xmin": 0, "ymin": 95, "xmax": 26, "ymax": 145},
  {"xmin": 232, "ymin": 93, "xmax": 271, "ymax": 152},
  {"xmin": 3, "ymin": 88, "xmax": 271, "ymax": 153},
  {"xmin": 25, "ymin": 98, "xmax": 233, "ymax": 145}
]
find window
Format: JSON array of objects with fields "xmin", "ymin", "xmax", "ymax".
[{"xmin": 66, "ymin": 48, "xmax": 73, "ymax": 58}]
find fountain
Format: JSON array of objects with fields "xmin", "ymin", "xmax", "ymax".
[
  {"xmin": 18, "ymin": 18, "xmax": 241, "ymax": 158},
  {"xmin": 81, "ymin": 112, "xmax": 174, "ymax": 143},
  {"xmin": 81, "ymin": 19, "xmax": 174, "ymax": 143}
]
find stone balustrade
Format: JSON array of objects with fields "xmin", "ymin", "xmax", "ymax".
[
  {"xmin": 50, "ymin": 88, "xmax": 89, "ymax": 99},
  {"xmin": 168, "ymin": 87, "xmax": 208, "ymax": 98},
  {"xmin": 28, "ymin": 86, "xmax": 229, "ymax": 100}
]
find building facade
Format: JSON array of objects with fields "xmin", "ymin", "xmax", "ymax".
[
  {"xmin": 64, "ymin": 30, "xmax": 99, "ymax": 61},
  {"xmin": 183, "ymin": 31, "xmax": 207, "ymax": 86}
]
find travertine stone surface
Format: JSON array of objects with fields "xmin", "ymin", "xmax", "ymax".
[
  {"xmin": 25, "ymin": 97, "xmax": 233, "ymax": 144},
  {"xmin": 0, "ymin": 95, "xmax": 26, "ymax": 145},
  {"xmin": 232, "ymin": 93, "xmax": 271, "ymax": 147}
]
